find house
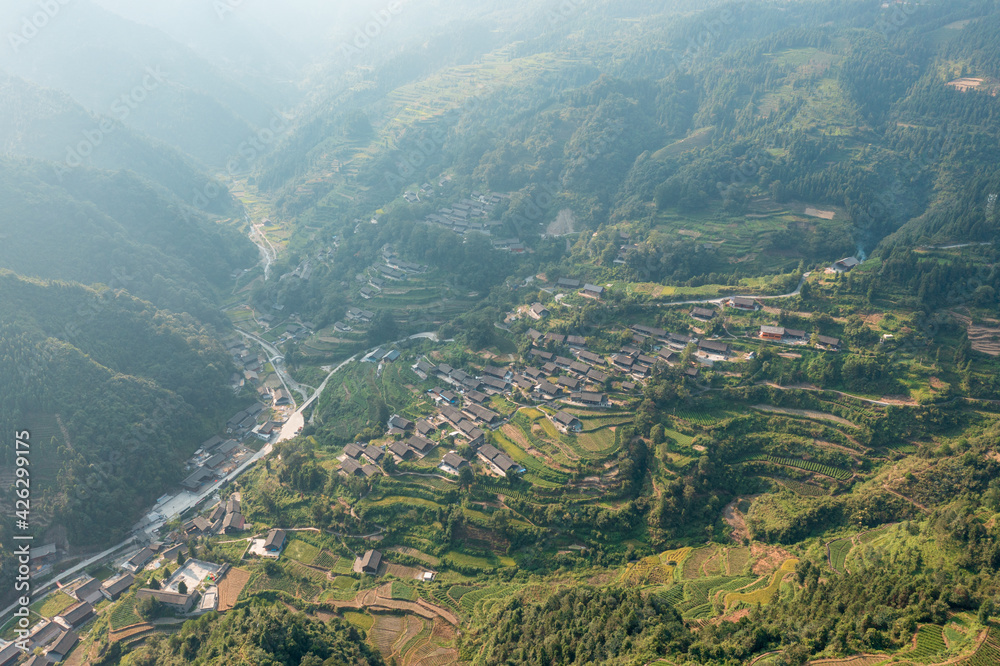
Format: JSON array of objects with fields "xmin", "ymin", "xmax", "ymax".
[
  {"xmin": 698, "ymin": 339, "xmax": 731, "ymax": 357},
  {"xmin": 685, "ymin": 367, "xmax": 701, "ymax": 378},
  {"xmin": 361, "ymin": 445, "xmax": 384, "ymax": 464},
  {"xmin": 341, "ymin": 459, "xmax": 364, "ymax": 476},
  {"xmin": 264, "ymin": 529, "xmax": 286, "ymax": 554},
  {"xmin": 123, "ymin": 547, "xmax": 155, "ymax": 573},
  {"xmin": 785, "ymin": 328, "xmax": 807, "ymax": 341},
  {"xmin": 760, "ymin": 325, "xmax": 785, "ymax": 341},
  {"xmin": 208, "ymin": 504, "xmax": 226, "ymax": 524},
  {"xmin": 482, "ymin": 366, "xmax": 508, "ymax": 380},
  {"xmin": 0, "ymin": 643, "xmax": 23, "ymax": 666},
  {"xmin": 416, "ymin": 420, "xmax": 436, "ymax": 437},
  {"xmin": 577, "ymin": 350, "xmax": 603, "ymax": 365},
  {"xmin": 557, "ymin": 376, "xmax": 581, "ymax": 391},
  {"xmin": 185, "ymin": 517, "xmax": 212, "ymax": 536},
  {"xmin": 569, "ymin": 361, "xmax": 591, "ymax": 376},
  {"xmin": 204, "ymin": 453, "xmax": 228, "ymax": 470},
  {"xmin": 582, "ymin": 284, "xmax": 605, "ymax": 299},
  {"xmin": 465, "ymin": 390, "xmax": 488, "ymax": 404},
  {"xmin": 817, "ymin": 335, "xmax": 841, "ymax": 350},
  {"xmin": 530, "ymin": 349, "xmax": 554, "ymax": 362},
  {"xmin": 536, "ymin": 381, "xmax": 562, "ymax": 398},
  {"xmin": 55, "ymin": 602, "xmax": 94, "ymax": 630},
  {"xmin": 223, "ymin": 512, "xmax": 246, "ymax": 534},
  {"xmin": 101, "ymin": 573, "xmax": 135, "ymax": 601},
  {"xmin": 136, "ymin": 589, "xmax": 196, "ymax": 613},
  {"xmin": 344, "ymin": 443, "xmax": 365, "ymax": 460},
  {"xmin": 667, "ymin": 333, "xmax": 693, "ymax": 349},
  {"xmin": 476, "ymin": 444, "xmax": 522, "ymax": 476},
  {"xmin": 587, "ymin": 368, "xmax": 609, "ymax": 383},
  {"xmin": 464, "ymin": 404, "xmax": 500, "ymax": 426},
  {"xmin": 529, "ymin": 303, "xmax": 550, "ymax": 320},
  {"xmin": 512, "ymin": 374, "xmax": 535, "ymax": 390},
  {"xmin": 162, "ymin": 544, "xmax": 189, "ymax": 562},
  {"xmin": 566, "ymin": 335, "xmax": 587, "ymax": 348},
  {"xmin": 554, "ymin": 356, "xmax": 574, "ymax": 369},
  {"xmin": 527, "ymin": 328, "xmax": 544, "ymax": 342},
  {"xmin": 633, "ymin": 324, "xmax": 667, "ymax": 339},
  {"xmin": 621, "ymin": 381, "xmax": 637, "ymax": 392},
  {"xmin": 67, "ymin": 576, "xmax": 104, "ymax": 605},
  {"xmin": 357, "ymin": 549, "xmax": 382, "ymax": 575},
  {"xmin": 200, "ymin": 435, "xmax": 224, "ymax": 453},
  {"xmin": 832, "ymin": 256, "xmax": 861, "ymax": 272},
  {"xmin": 572, "ymin": 392, "xmax": 609, "ymax": 407},
  {"xmin": 360, "ymin": 286, "xmax": 374, "ymax": 299},
  {"xmin": 542, "ymin": 362, "xmax": 559, "ymax": 375},
  {"xmin": 414, "ymin": 359, "xmax": 435, "ymax": 377},
  {"xmin": 362, "ymin": 464, "xmax": 382, "ymax": 478},
  {"xmin": 553, "ymin": 412, "xmax": 582, "ymax": 433},
  {"xmin": 611, "ymin": 355, "xmax": 634, "ymax": 370},
  {"xmin": 524, "ymin": 367, "xmax": 545, "ymax": 380},
  {"xmin": 729, "ymin": 296, "xmax": 760, "ymax": 311},
  {"xmin": 389, "ymin": 441, "xmax": 414, "ymax": 460},
  {"xmin": 181, "ymin": 467, "xmax": 214, "ymax": 491},
  {"xmin": 273, "ymin": 389, "xmax": 292, "ymax": 406},
  {"xmin": 45, "ymin": 630, "xmax": 78, "ymax": 662},
  {"xmin": 557, "ymin": 278, "xmax": 581, "ymax": 289},
  {"xmin": 456, "ymin": 422, "xmax": 486, "ymax": 447},
  {"xmin": 480, "ymin": 375, "xmax": 509, "ymax": 393},
  {"xmin": 440, "ymin": 452, "xmax": 470, "ymax": 475},
  {"xmin": 691, "ymin": 307, "xmax": 716, "ymax": 321}
]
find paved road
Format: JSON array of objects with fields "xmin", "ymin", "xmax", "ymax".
[{"xmin": 234, "ymin": 329, "xmax": 309, "ymax": 406}]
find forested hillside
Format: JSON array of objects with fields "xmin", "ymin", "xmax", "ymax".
[
  {"xmin": 0, "ymin": 272, "xmax": 243, "ymax": 546},
  {"xmin": 0, "ymin": 72, "xmax": 234, "ymax": 211},
  {"xmin": 0, "ymin": 156, "xmax": 256, "ymax": 321}
]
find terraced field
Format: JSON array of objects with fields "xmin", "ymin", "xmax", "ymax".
[
  {"xmin": 955, "ymin": 625, "xmax": 1000, "ymax": 665},
  {"xmin": 725, "ymin": 559, "xmax": 798, "ymax": 609},
  {"xmin": 829, "ymin": 538, "xmax": 854, "ymax": 572}
]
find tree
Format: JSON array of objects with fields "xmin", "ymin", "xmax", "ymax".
[
  {"xmin": 458, "ymin": 465, "xmax": 475, "ymax": 490},
  {"xmin": 148, "ymin": 576, "xmax": 160, "ymax": 590},
  {"xmin": 178, "ymin": 581, "xmax": 188, "ymax": 595},
  {"xmin": 176, "ymin": 550, "xmax": 185, "ymax": 566}
]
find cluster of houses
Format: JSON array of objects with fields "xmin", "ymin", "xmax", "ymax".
[
  {"xmin": 225, "ymin": 338, "xmax": 296, "ymax": 406},
  {"xmin": 0, "ymin": 613, "xmax": 82, "ymax": 666},
  {"xmin": 376, "ymin": 245, "xmax": 428, "ymax": 282},
  {"xmin": 759, "ymin": 325, "xmax": 841, "ymax": 350},
  {"xmin": 420, "ymin": 190, "xmax": 508, "ymax": 236},
  {"xmin": 180, "ymin": 432, "xmax": 256, "ymax": 492}
]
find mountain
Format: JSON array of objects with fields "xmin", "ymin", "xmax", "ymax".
[
  {"xmin": 0, "ymin": 271, "xmax": 245, "ymax": 547},
  {"xmin": 0, "ymin": 155, "xmax": 257, "ymax": 322},
  {"xmin": 0, "ymin": 0, "xmax": 276, "ymax": 167},
  {"xmin": 0, "ymin": 72, "xmax": 234, "ymax": 212}
]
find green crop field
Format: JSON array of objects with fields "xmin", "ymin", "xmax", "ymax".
[
  {"xmin": 829, "ymin": 538, "xmax": 854, "ymax": 572},
  {"xmin": 912, "ymin": 624, "xmax": 947, "ymax": 660},
  {"xmin": 741, "ymin": 454, "xmax": 852, "ymax": 480},
  {"xmin": 31, "ymin": 592, "xmax": 76, "ymax": 619},
  {"xmin": 284, "ymin": 539, "xmax": 321, "ymax": 565}
]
